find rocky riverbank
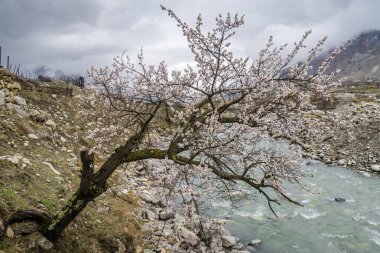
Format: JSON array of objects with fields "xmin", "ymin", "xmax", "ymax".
[
  {"xmin": 115, "ymin": 161, "xmax": 262, "ymax": 253},
  {"xmin": 303, "ymin": 100, "xmax": 380, "ymax": 175}
]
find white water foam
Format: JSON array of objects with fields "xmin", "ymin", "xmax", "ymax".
[
  {"xmin": 322, "ymin": 233, "xmax": 353, "ymax": 239},
  {"xmin": 353, "ymin": 213, "xmax": 380, "ymax": 226},
  {"xmin": 370, "ymin": 238, "xmax": 380, "ymax": 246},
  {"xmin": 336, "ymin": 173, "xmax": 352, "ymax": 179},
  {"xmin": 294, "ymin": 208, "xmax": 326, "ymax": 219},
  {"xmin": 236, "ymin": 209, "xmax": 265, "ymax": 220}
]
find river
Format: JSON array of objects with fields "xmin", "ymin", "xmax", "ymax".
[{"xmin": 210, "ymin": 160, "xmax": 380, "ymax": 253}]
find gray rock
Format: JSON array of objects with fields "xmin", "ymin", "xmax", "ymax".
[
  {"xmin": 358, "ymin": 171, "xmax": 371, "ymax": 177},
  {"xmin": 28, "ymin": 133, "xmax": 39, "ymax": 139},
  {"xmin": 6, "ymin": 227, "xmax": 14, "ymax": 238},
  {"xmin": 45, "ymin": 119, "xmax": 57, "ymax": 129},
  {"xmin": 221, "ymin": 235, "xmax": 239, "ymax": 248},
  {"xmin": 14, "ymin": 96, "xmax": 27, "ymax": 106},
  {"xmin": 0, "ymin": 89, "xmax": 5, "ymax": 106},
  {"xmin": 248, "ymin": 239, "xmax": 262, "ymax": 247},
  {"xmin": 177, "ymin": 226, "xmax": 199, "ymax": 246},
  {"xmin": 159, "ymin": 209, "xmax": 175, "ymax": 221},
  {"xmin": 338, "ymin": 159, "xmax": 346, "ymax": 166},
  {"xmin": 13, "ymin": 104, "xmax": 28, "ymax": 117},
  {"xmin": 37, "ymin": 236, "xmax": 53, "ymax": 250},
  {"xmin": 142, "ymin": 209, "xmax": 157, "ymax": 221},
  {"xmin": 335, "ymin": 197, "xmax": 346, "ymax": 202},
  {"xmin": 139, "ymin": 192, "xmax": 161, "ymax": 205},
  {"xmin": 232, "ymin": 242, "xmax": 244, "ymax": 249},
  {"xmin": 371, "ymin": 164, "xmax": 380, "ymax": 172}
]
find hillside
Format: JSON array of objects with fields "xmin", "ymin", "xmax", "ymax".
[
  {"xmin": 0, "ymin": 68, "xmax": 143, "ymax": 252},
  {"xmin": 311, "ymin": 30, "xmax": 380, "ymax": 83}
]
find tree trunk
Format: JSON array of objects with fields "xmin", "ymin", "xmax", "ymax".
[
  {"xmin": 42, "ymin": 187, "xmax": 105, "ymax": 241},
  {"xmin": 41, "ymin": 150, "xmax": 106, "ymax": 241},
  {"xmin": 39, "ymin": 119, "xmax": 153, "ymax": 241}
]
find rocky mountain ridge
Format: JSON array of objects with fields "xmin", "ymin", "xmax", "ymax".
[{"xmin": 311, "ymin": 29, "xmax": 380, "ymax": 83}]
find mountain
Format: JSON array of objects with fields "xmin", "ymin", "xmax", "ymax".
[{"xmin": 311, "ymin": 30, "xmax": 380, "ymax": 84}]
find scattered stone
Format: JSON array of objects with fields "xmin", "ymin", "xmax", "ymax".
[
  {"xmin": 232, "ymin": 242, "xmax": 244, "ymax": 249},
  {"xmin": 34, "ymin": 233, "xmax": 54, "ymax": 250},
  {"xmin": 14, "ymin": 96, "xmax": 27, "ymax": 106},
  {"xmin": 142, "ymin": 209, "xmax": 157, "ymax": 221},
  {"xmin": 0, "ymin": 89, "xmax": 6, "ymax": 105},
  {"xmin": 45, "ymin": 119, "xmax": 57, "ymax": 129},
  {"xmin": 96, "ymin": 206, "xmax": 110, "ymax": 214},
  {"xmin": 159, "ymin": 209, "xmax": 175, "ymax": 221},
  {"xmin": 221, "ymin": 235, "xmax": 239, "ymax": 248},
  {"xmin": 117, "ymin": 238, "xmax": 126, "ymax": 253},
  {"xmin": 248, "ymin": 239, "xmax": 262, "ymax": 247},
  {"xmin": 28, "ymin": 133, "xmax": 38, "ymax": 139},
  {"xmin": 338, "ymin": 160, "xmax": 346, "ymax": 166},
  {"xmin": 6, "ymin": 81, "xmax": 22, "ymax": 91},
  {"xmin": 371, "ymin": 164, "xmax": 380, "ymax": 172},
  {"xmin": 29, "ymin": 109, "xmax": 48, "ymax": 123},
  {"xmin": 6, "ymin": 227, "xmax": 14, "ymax": 238},
  {"xmin": 21, "ymin": 157, "xmax": 30, "ymax": 165},
  {"xmin": 139, "ymin": 192, "xmax": 161, "ymax": 205},
  {"xmin": 13, "ymin": 104, "xmax": 28, "ymax": 117},
  {"xmin": 0, "ymin": 218, "xmax": 4, "ymax": 231},
  {"xmin": 335, "ymin": 197, "xmax": 346, "ymax": 202},
  {"xmin": 177, "ymin": 226, "xmax": 199, "ymax": 246}
]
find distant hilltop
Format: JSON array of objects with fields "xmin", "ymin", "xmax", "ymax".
[{"xmin": 311, "ymin": 30, "xmax": 380, "ymax": 84}]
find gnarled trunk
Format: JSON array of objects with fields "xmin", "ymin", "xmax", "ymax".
[
  {"xmin": 41, "ymin": 150, "xmax": 106, "ymax": 241},
  {"xmin": 42, "ymin": 187, "xmax": 105, "ymax": 241}
]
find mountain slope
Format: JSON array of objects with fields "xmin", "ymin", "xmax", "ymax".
[{"xmin": 312, "ymin": 30, "xmax": 380, "ymax": 83}]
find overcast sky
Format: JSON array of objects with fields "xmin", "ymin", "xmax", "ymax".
[{"xmin": 0, "ymin": 0, "xmax": 379, "ymax": 77}]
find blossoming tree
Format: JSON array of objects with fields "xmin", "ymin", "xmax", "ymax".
[{"xmin": 11, "ymin": 6, "xmax": 344, "ymax": 242}]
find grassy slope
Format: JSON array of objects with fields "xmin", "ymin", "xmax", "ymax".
[{"xmin": 0, "ymin": 77, "xmax": 142, "ymax": 252}]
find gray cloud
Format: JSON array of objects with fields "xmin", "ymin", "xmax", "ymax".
[{"xmin": 0, "ymin": 0, "xmax": 379, "ymax": 76}]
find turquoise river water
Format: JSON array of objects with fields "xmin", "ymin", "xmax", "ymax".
[{"xmin": 210, "ymin": 161, "xmax": 380, "ymax": 253}]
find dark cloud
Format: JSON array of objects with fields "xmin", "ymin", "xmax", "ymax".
[{"xmin": 0, "ymin": 0, "xmax": 379, "ymax": 76}]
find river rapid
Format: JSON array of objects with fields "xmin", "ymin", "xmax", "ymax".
[{"xmin": 210, "ymin": 161, "xmax": 380, "ymax": 253}]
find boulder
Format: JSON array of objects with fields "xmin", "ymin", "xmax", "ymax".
[
  {"xmin": 29, "ymin": 109, "xmax": 48, "ymax": 123},
  {"xmin": 248, "ymin": 239, "xmax": 262, "ymax": 247},
  {"xmin": 28, "ymin": 133, "xmax": 39, "ymax": 139},
  {"xmin": 159, "ymin": 209, "xmax": 175, "ymax": 221},
  {"xmin": 28, "ymin": 232, "xmax": 54, "ymax": 251},
  {"xmin": 177, "ymin": 226, "xmax": 199, "ymax": 246},
  {"xmin": 335, "ymin": 197, "xmax": 346, "ymax": 202},
  {"xmin": 6, "ymin": 81, "xmax": 22, "ymax": 91},
  {"xmin": 142, "ymin": 208, "xmax": 157, "ymax": 221},
  {"xmin": 338, "ymin": 160, "xmax": 346, "ymax": 166},
  {"xmin": 139, "ymin": 192, "xmax": 161, "ymax": 205},
  {"xmin": 13, "ymin": 104, "xmax": 28, "ymax": 117},
  {"xmin": 221, "ymin": 235, "xmax": 239, "ymax": 248},
  {"xmin": 232, "ymin": 242, "xmax": 244, "ymax": 249},
  {"xmin": 371, "ymin": 164, "xmax": 380, "ymax": 172},
  {"xmin": 14, "ymin": 95, "xmax": 27, "ymax": 106},
  {"xmin": 45, "ymin": 119, "xmax": 57, "ymax": 129}
]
